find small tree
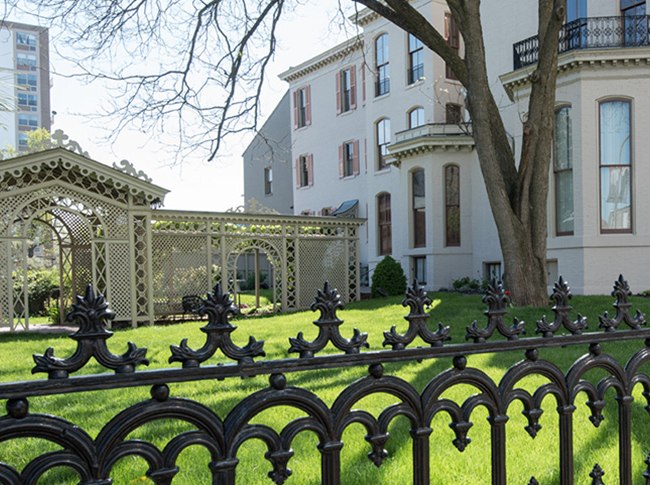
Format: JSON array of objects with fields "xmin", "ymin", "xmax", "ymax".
[{"xmin": 371, "ymin": 256, "xmax": 407, "ymax": 298}]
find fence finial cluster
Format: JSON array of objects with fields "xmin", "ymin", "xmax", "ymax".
[
  {"xmin": 536, "ymin": 276, "xmax": 588, "ymax": 336},
  {"xmin": 288, "ymin": 282, "xmax": 368, "ymax": 358},
  {"xmin": 465, "ymin": 280, "xmax": 525, "ymax": 342},
  {"xmin": 32, "ymin": 285, "xmax": 148, "ymax": 378},
  {"xmin": 599, "ymin": 274, "xmax": 646, "ymax": 331},
  {"xmin": 383, "ymin": 280, "xmax": 450, "ymax": 349},
  {"xmin": 169, "ymin": 283, "xmax": 265, "ymax": 367}
]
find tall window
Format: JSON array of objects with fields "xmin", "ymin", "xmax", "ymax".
[
  {"xmin": 445, "ymin": 103, "xmax": 462, "ymax": 124},
  {"xmin": 566, "ymin": 0, "xmax": 587, "ymax": 21},
  {"xmin": 377, "ymin": 193, "xmax": 392, "ymax": 255},
  {"xmin": 264, "ymin": 167, "xmax": 272, "ymax": 195},
  {"xmin": 376, "ymin": 118, "xmax": 391, "ymax": 170},
  {"xmin": 408, "ymin": 34, "xmax": 424, "ymax": 84},
  {"xmin": 293, "ymin": 86, "xmax": 311, "ymax": 129},
  {"xmin": 412, "ymin": 169, "xmax": 426, "ymax": 248},
  {"xmin": 445, "ymin": 165, "xmax": 460, "ymax": 246},
  {"xmin": 445, "ymin": 13, "xmax": 459, "ymax": 80},
  {"xmin": 599, "ymin": 100, "xmax": 632, "ymax": 233},
  {"xmin": 337, "ymin": 67, "xmax": 356, "ymax": 113},
  {"xmin": 339, "ymin": 140, "xmax": 359, "ymax": 178},
  {"xmin": 375, "ymin": 34, "xmax": 390, "ymax": 96},
  {"xmin": 554, "ymin": 106, "xmax": 574, "ymax": 235},
  {"xmin": 296, "ymin": 154, "xmax": 313, "ymax": 188},
  {"xmin": 409, "ymin": 107, "xmax": 425, "ymax": 129},
  {"xmin": 622, "ymin": 1, "xmax": 647, "ymax": 46}
]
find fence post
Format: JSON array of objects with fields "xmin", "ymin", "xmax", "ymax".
[{"xmin": 559, "ymin": 404, "xmax": 576, "ymax": 485}]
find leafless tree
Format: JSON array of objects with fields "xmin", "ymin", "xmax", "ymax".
[{"xmin": 5, "ymin": 0, "xmax": 566, "ymax": 306}]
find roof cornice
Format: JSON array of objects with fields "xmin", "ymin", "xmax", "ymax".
[{"xmin": 279, "ymin": 37, "xmax": 363, "ymax": 83}]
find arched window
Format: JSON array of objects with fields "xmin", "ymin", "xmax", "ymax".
[
  {"xmin": 554, "ymin": 106, "xmax": 574, "ymax": 235},
  {"xmin": 375, "ymin": 34, "xmax": 390, "ymax": 96},
  {"xmin": 599, "ymin": 99, "xmax": 632, "ymax": 233},
  {"xmin": 444, "ymin": 165, "xmax": 460, "ymax": 246},
  {"xmin": 376, "ymin": 118, "xmax": 391, "ymax": 170},
  {"xmin": 408, "ymin": 107, "xmax": 425, "ymax": 129},
  {"xmin": 377, "ymin": 192, "xmax": 392, "ymax": 255},
  {"xmin": 412, "ymin": 169, "xmax": 426, "ymax": 247}
]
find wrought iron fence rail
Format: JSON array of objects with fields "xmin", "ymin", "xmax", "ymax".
[{"xmin": 1, "ymin": 327, "xmax": 650, "ymax": 401}]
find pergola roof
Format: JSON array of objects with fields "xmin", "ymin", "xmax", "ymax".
[{"xmin": 0, "ymin": 147, "xmax": 169, "ymax": 206}]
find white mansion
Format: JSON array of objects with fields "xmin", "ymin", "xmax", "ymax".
[{"xmin": 244, "ymin": 0, "xmax": 650, "ymax": 295}]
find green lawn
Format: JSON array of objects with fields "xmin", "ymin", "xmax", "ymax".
[{"xmin": 1, "ymin": 291, "xmax": 650, "ymax": 484}]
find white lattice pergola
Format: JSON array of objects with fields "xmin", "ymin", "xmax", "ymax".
[{"xmin": 0, "ymin": 146, "xmax": 362, "ymax": 330}]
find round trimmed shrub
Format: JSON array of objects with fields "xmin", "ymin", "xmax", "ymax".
[{"xmin": 371, "ymin": 256, "xmax": 407, "ymax": 297}]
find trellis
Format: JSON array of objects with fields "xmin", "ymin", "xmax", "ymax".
[{"xmin": 0, "ymin": 143, "xmax": 362, "ymax": 330}]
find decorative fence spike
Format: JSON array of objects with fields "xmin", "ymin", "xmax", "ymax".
[
  {"xmin": 288, "ymin": 282, "xmax": 368, "ymax": 358},
  {"xmin": 169, "ymin": 283, "xmax": 265, "ymax": 367},
  {"xmin": 590, "ymin": 463, "xmax": 605, "ymax": 484},
  {"xmin": 528, "ymin": 478, "xmax": 539, "ymax": 485},
  {"xmin": 599, "ymin": 275, "xmax": 646, "ymax": 331},
  {"xmin": 536, "ymin": 276, "xmax": 588, "ymax": 336},
  {"xmin": 465, "ymin": 280, "xmax": 525, "ymax": 342},
  {"xmin": 32, "ymin": 285, "xmax": 149, "ymax": 379},
  {"xmin": 383, "ymin": 280, "xmax": 450, "ymax": 350}
]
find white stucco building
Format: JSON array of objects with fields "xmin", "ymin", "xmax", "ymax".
[
  {"xmin": 0, "ymin": 21, "xmax": 51, "ymax": 153},
  {"xmin": 272, "ymin": 0, "xmax": 650, "ymax": 295}
]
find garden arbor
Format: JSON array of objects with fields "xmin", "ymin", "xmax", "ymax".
[{"xmin": 0, "ymin": 144, "xmax": 362, "ymax": 330}]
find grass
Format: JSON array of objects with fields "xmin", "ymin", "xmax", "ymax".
[{"xmin": 1, "ymin": 291, "xmax": 650, "ymax": 484}]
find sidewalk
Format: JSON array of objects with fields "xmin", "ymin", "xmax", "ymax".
[{"xmin": 0, "ymin": 324, "xmax": 77, "ymax": 334}]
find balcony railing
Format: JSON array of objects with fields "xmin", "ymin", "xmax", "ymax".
[
  {"xmin": 393, "ymin": 122, "xmax": 472, "ymax": 144},
  {"xmin": 513, "ymin": 15, "xmax": 650, "ymax": 69}
]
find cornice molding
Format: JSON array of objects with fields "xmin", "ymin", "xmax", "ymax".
[
  {"xmin": 501, "ymin": 47, "xmax": 650, "ymax": 99},
  {"xmin": 279, "ymin": 37, "xmax": 363, "ymax": 83}
]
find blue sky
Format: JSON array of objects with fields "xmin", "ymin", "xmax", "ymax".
[{"xmin": 11, "ymin": 2, "xmax": 354, "ymax": 211}]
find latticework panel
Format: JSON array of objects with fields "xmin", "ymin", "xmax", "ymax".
[
  {"xmin": 0, "ymin": 185, "xmax": 128, "ymax": 240},
  {"xmin": 0, "ymin": 159, "xmax": 129, "ymax": 206},
  {"xmin": 0, "ymin": 241, "xmax": 10, "ymax": 327},
  {"xmin": 72, "ymin": 245, "xmax": 93, "ymax": 296},
  {"xmin": 297, "ymin": 239, "xmax": 348, "ymax": 308},
  {"xmin": 107, "ymin": 243, "xmax": 131, "ymax": 320},
  {"xmin": 93, "ymin": 241, "xmax": 108, "ymax": 296},
  {"xmin": 11, "ymin": 241, "xmax": 27, "ymax": 329},
  {"xmin": 133, "ymin": 216, "xmax": 149, "ymax": 317},
  {"xmin": 151, "ymin": 234, "xmax": 208, "ymax": 315},
  {"xmin": 347, "ymin": 227, "xmax": 359, "ymax": 301},
  {"xmin": 285, "ymin": 237, "xmax": 297, "ymax": 309},
  {"xmin": 211, "ymin": 237, "xmax": 221, "ymax": 287}
]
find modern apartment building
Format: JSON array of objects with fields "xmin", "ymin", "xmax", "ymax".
[
  {"xmin": 0, "ymin": 21, "xmax": 51, "ymax": 153},
  {"xmin": 270, "ymin": 0, "xmax": 650, "ymax": 295}
]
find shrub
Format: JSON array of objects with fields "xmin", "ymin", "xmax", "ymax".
[
  {"xmin": 371, "ymin": 256, "xmax": 407, "ymax": 297},
  {"xmin": 451, "ymin": 276, "xmax": 485, "ymax": 293}
]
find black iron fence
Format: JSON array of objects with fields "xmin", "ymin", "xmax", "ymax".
[
  {"xmin": 513, "ymin": 15, "xmax": 650, "ymax": 69},
  {"xmin": 1, "ymin": 276, "xmax": 650, "ymax": 484}
]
